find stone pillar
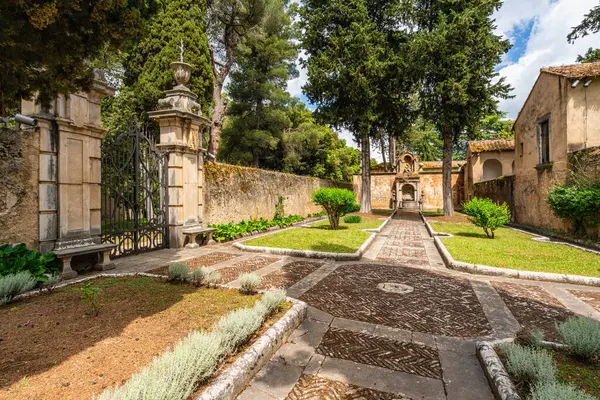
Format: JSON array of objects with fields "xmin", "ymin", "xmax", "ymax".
[
  {"xmin": 148, "ymin": 61, "xmax": 211, "ymax": 248},
  {"xmin": 22, "ymin": 76, "xmax": 117, "ymax": 278}
]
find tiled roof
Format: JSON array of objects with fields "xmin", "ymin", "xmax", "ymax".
[
  {"xmin": 541, "ymin": 62, "xmax": 600, "ymax": 79},
  {"xmin": 420, "ymin": 161, "xmax": 466, "ymax": 169},
  {"xmin": 468, "ymin": 139, "xmax": 515, "ymax": 153}
]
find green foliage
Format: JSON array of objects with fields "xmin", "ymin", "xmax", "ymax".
[
  {"xmin": 168, "ymin": 263, "xmax": 190, "ymax": 282},
  {"xmin": 188, "ymin": 267, "xmax": 211, "ymax": 287},
  {"xmin": 0, "ymin": 244, "xmax": 60, "ymax": 284},
  {"xmin": 239, "ymin": 273, "xmax": 261, "ymax": 294},
  {"xmin": 501, "ymin": 343, "xmax": 557, "ymax": 385},
  {"xmin": 0, "ymin": 272, "xmax": 38, "ymax": 306},
  {"xmin": 463, "ymin": 197, "xmax": 511, "ymax": 239},
  {"xmin": 402, "ymin": 121, "xmax": 444, "ymax": 161},
  {"xmin": 344, "ymin": 203, "xmax": 361, "ymax": 215},
  {"xmin": 312, "ymin": 188, "xmax": 356, "ymax": 230},
  {"xmin": 478, "ymin": 112, "xmax": 514, "ymax": 140},
  {"xmin": 208, "ymin": 215, "xmax": 305, "ymax": 242},
  {"xmin": 261, "ymin": 289, "xmax": 286, "ymax": 313},
  {"xmin": 205, "ymin": 271, "xmax": 222, "ymax": 288},
  {"xmin": 344, "ymin": 215, "xmax": 362, "ymax": 224},
  {"xmin": 41, "ymin": 273, "xmax": 62, "ymax": 293},
  {"xmin": 548, "ymin": 184, "xmax": 600, "ymax": 239},
  {"xmin": 577, "ymin": 48, "xmax": 600, "ymax": 63},
  {"xmin": 274, "ymin": 196, "xmax": 286, "ymax": 220},
  {"xmin": 530, "ymin": 382, "xmax": 596, "ymax": 400},
  {"xmin": 79, "ymin": 282, "xmax": 102, "ymax": 316},
  {"xmin": 557, "ymin": 317, "xmax": 600, "ymax": 361},
  {"xmin": 568, "ymin": 4, "xmax": 600, "ymax": 43},
  {"xmin": 0, "ymin": 0, "xmax": 156, "ymax": 111}
]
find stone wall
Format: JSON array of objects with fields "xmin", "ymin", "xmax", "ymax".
[
  {"xmin": 353, "ymin": 171, "xmax": 465, "ymax": 210},
  {"xmin": 203, "ymin": 163, "xmax": 352, "ymax": 225},
  {"xmin": 0, "ymin": 128, "xmax": 40, "ymax": 249},
  {"xmin": 473, "ymin": 176, "xmax": 515, "ymax": 220}
]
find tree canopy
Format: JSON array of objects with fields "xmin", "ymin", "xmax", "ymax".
[
  {"xmin": 0, "ymin": 0, "xmax": 157, "ymax": 114},
  {"xmin": 576, "ymin": 48, "xmax": 600, "ymax": 63}
]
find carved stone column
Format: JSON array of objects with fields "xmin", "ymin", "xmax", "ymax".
[
  {"xmin": 148, "ymin": 61, "xmax": 211, "ymax": 248},
  {"xmin": 21, "ymin": 76, "xmax": 117, "ymax": 279}
]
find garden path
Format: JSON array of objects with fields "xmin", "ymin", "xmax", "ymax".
[{"xmin": 103, "ymin": 212, "xmax": 600, "ymax": 399}]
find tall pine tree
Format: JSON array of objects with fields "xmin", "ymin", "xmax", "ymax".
[
  {"xmin": 411, "ymin": 0, "xmax": 512, "ymax": 215},
  {"xmin": 219, "ymin": 0, "xmax": 298, "ymax": 168}
]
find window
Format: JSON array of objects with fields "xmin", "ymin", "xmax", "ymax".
[{"xmin": 538, "ymin": 118, "xmax": 550, "ymax": 164}]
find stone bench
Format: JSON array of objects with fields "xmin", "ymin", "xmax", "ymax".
[
  {"xmin": 182, "ymin": 226, "xmax": 217, "ymax": 248},
  {"xmin": 53, "ymin": 243, "xmax": 117, "ymax": 280}
]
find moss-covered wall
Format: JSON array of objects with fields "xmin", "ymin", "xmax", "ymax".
[
  {"xmin": 203, "ymin": 163, "xmax": 352, "ymax": 224},
  {"xmin": 0, "ymin": 128, "xmax": 40, "ymax": 249}
]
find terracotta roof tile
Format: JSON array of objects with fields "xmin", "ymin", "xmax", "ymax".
[
  {"xmin": 468, "ymin": 139, "xmax": 515, "ymax": 153},
  {"xmin": 420, "ymin": 161, "xmax": 466, "ymax": 169},
  {"xmin": 541, "ymin": 62, "xmax": 600, "ymax": 79}
]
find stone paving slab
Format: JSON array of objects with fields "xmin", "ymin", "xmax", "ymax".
[
  {"xmin": 316, "ymin": 328, "xmax": 442, "ymax": 379},
  {"xmin": 492, "ymin": 281, "xmax": 574, "ymax": 342},
  {"xmin": 568, "ymin": 289, "xmax": 600, "ymax": 314},
  {"xmin": 218, "ymin": 256, "xmax": 281, "ymax": 284},
  {"xmin": 285, "ymin": 374, "xmax": 408, "ymax": 400},
  {"xmin": 259, "ymin": 261, "xmax": 324, "ymax": 290},
  {"xmin": 299, "ymin": 263, "xmax": 492, "ymax": 337}
]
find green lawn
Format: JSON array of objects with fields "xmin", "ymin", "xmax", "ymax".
[
  {"xmin": 243, "ymin": 213, "xmax": 387, "ymax": 253},
  {"xmin": 430, "ymin": 221, "xmax": 600, "ymax": 277}
]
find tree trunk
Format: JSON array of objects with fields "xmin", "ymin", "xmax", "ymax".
[
  {"xmin": 208, "ymin": 79, "xmax": 226, "ymax": 158},
  {"xmin": 388, "ymin": 134, "xmax": 396, "ymax": 172},
  {"xmin": 361, "ymin": 132, "xmax": 372, "ymax": 213},
  {"xmin": 442, "ymin": 126, "xmax": 454, "ymax": 216},
  {"xmin": 380, "ymin": 134, "xmax": 387, "ymax": 172}
]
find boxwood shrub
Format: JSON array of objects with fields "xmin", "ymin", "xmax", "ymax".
[
  {"xmin": 548, "ymin": 184, "xmax": 600, "ymax": 239},
  {"xmin": 0, "ymin": 243, "xmax": 61, "ymax": 284}
]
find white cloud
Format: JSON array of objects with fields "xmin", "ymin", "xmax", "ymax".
[
  {"xmin": 496, "ymin": 0, "xmax": 600, "ymax": 118},
  {"xmin": 287, "ymin": 50, "xmax": 308, "ymax": 96}
]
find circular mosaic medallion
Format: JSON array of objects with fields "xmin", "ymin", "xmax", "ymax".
[{"xmin": 377, "ymin": 282, "xmax": 414, "ymax": 295}]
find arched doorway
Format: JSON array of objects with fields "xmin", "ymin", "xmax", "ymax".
[
  {"xmin": 402, "ymin": 184, "xmax": 416, "ymax": 201},
  {"xmin": 482, "ymin": 159, "xmax": 502, "ymax": 180}
]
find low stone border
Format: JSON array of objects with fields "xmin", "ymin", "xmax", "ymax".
[
  {"xmin": 196, "ymin": 299, "xmax": 307, "ymax": 400},
  {"xmin": 477, "ymin": 338, "xmax": 569, "ymax": 400},
  {"xmin": 427, "ymin": 220, "xmax": 600, "ymax": 287},
  {"xmin": 476, "ymin": 339, "xmax": 521, "ymax": 400},
  {"xmin": 509, "ymin": 223, "xmax": 600, "ymax": 254},
  {"xmin": 233, "ymin": 211, "xmax": 395, "ymax": 260}
]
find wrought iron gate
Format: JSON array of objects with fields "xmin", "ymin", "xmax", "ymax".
[{"xmin": 100, "ymin": 123, "xmax": 169, "ymax": 257}]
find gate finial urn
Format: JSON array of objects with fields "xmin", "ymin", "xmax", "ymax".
[{"xmin": 170, "ymin": 61, "xmax": 192, "ymax": 89}]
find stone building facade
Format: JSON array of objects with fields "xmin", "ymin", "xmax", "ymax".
[
  {"xmin": 353, "ymin": 153, "xmax": 466, "ymax": 211},
  {"xmin": 464, "ymin": 139, "xmax": 515, "ymax": 201},
  {"xmin": 512, "ymin": 63, "xmax": 600, "ymax": 232}
]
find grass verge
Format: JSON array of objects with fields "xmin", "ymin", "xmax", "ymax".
[
  {"xmin": 243, "ymin": 213, "xmax": 388, "ymax": 253},
  {"xmin": 431, "ymin": 221, "xmax": 600, "ymax": 277}
]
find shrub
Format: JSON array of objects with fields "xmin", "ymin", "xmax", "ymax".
[
  {"xmin": 312, "ymin": 188, "xmax": 356, "ymax": 230},
  {"xmin": 343, "ymin": 203, "xmax": 361, "ymax": 215},
  {"xmin": 41, "ymin": 273, "xmax": 62, "ymax": 292},
  {"xmin": 501, "ymin": 343, "xmax": 556, "ymax": 384},
  {"xmin": 79, "ymin": 281, "xmax": 102, "ymax": 316},
  {"xmin": 548, "ymin": 184, "xmax": 600, "ymax": 238},
  {"xmin": 239, "ymin": 273, "xmax": 261, "ymax": 294},
  {"xmin": 205, "ymin": 271, "xmax": 221, "ymax": 287},
  {"xmin": 261, "ymin": 289, "xmax": 286, "ymax": 313},
  {"xmin": 0, "ymin": 243, "xmax": 60, "ymax": 284},
  {"xmin": 208, "ymin": 214, "xmax": 306, "ymax": 242},
  {"xmin": 0, "ymin": 271, "xmax": 38, "ymax": 305},
  {"xmin": 463, "ymin": 197, "xmax": 511, "ymax": 238},
  {"xmin": 530, "ymin": 382, "xmax": 596, "ymax": 400},
  {"xmin": 557, "ymin": 316, "xmax": 600, "ymax": 361},
  {"xmin": 99, "ymin": 289, "xmax": 285, "ymax": 400},
  {"xmin": 188, "ymin": 267, "xmax": 210, "ymax": 287},
  {"xmin": 343, "ymin": 215, "xmax": 362, "ymax": 224},
  {"xmin": 168, "ymin": 263, "xmax": 189, "ymax": 282},
  {"xmin": 273, "ymin": 195, "xmax": 285, "ymax": 220}
]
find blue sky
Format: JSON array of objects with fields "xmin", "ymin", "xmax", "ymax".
[{"xmin": 286, "ymin": 0, "xmax": 600, "ymax": 155}]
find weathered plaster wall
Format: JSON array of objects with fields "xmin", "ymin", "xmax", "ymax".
[
  {"xmin": 353, "ymin": 172, "xmax": 465, "ymax": 210},
  {"xmin": 0, "ymin": 128, "xmax": 39, "ymax": 249},
  {"xmin": 514, "ymin": 72, "xmax": 571, "ymax": 231},
  {"xmin": 567, "ymin": 78, "xmax": 600, "ymax": 152},
  {"xmin": 465, "ymin": 150, "xmax": 515, "ymax": 200},
  {"xmin": 473, "ymin": 176, "xmax": 515, "ymax": 220},
  {"xmin": 352, "ymin": 174, "xmax": 396, "ymax": 209},
  {"xmin": 203, "ymin": 163, "xmax": 351, "ymax": 224}
]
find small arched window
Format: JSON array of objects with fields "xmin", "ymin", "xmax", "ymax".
[{"xmin": 482, "ymin": 159, "xmax": 503, "ymax": 180}]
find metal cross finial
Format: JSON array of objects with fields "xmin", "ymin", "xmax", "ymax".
[{"xmin": 179, "ymin": 39, "xmax": 184, "ymax": 63}]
